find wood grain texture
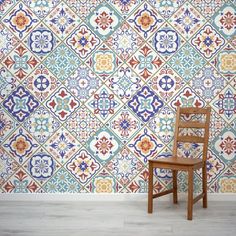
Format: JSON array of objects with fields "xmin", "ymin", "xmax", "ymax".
[{"xmin": 0, "ymin": 200, "xmax": 235, "ymax": 236}]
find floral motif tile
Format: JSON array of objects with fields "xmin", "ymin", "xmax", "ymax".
[
  {"xmin": 210, "ymin": 84, "xmax": 236, "ymax": 123},
  {"xmin": 211, "ymin": 44, "xmax": 236, "ymax": 81},
  {"xmin": 85, "ymin": 168, "xmax": 122, "ymax": 193},
  {"xmin": 23, "ymin": 0, "xmax": 60, "ymax": 19},
  {"xmin": 65, "ymin": 106, "xmax": 103, "ymax": 145},
  {"xmin": 212, "ymin": 2, "xmax": 236, "ymax": 40},
  {"xmin": 105, "ymin": 64, "xmax": 144, "ymax": 103},
  {"xmin": 148, "ymin": 65, "xmax": 185, "ymax": 102},
  {"xmin": 191, "ymin": 0, "xmax": 225, "ymax": 19},
  {"xmin": 0, "ymin": 0, "xmax": 17, "ymax": 18},
  {"xmin": 87, "ymin": 44, "xmax": 122, "ymax": 81},
  {"xmin": 168, "ymin": 43, "xmax": 206, "ymax": 81},
  {"xmin": 106, "ymin": 22, "xmax": 144, "ymax": 61},
  {"xmin": 2, "ymin": 168, "xmax": 40, "ymax": 193},
  {"xmin": 0, "ymin": 106, "xmax": 18, "ymax": 143},
  {"xmin": 3, "ymin": 2, "xmax": 39, "ymax": 39},
  {"xmin": 67, "ymin": 0, "xmax": 102, "ymax": 20},
  {"xmin": 45, "ymin": 86, "xmax": 80, "ymax": 122},
  {"xmin": 0, "ymin": 23, "xmax": 19, "ymax": 60},
  {"xmin": 42, "ymin": 168, "xmax": 81, "ymax": 193},
  {"xmin": 66, "ymin": 24, "xmax": 101, "ymax": 59},
  {"xmin": 212, "ymin": 127, "xmax": 236, "ymax": 165},
  {"xmin": 128, "ymin": 2, "xmax": 164, "ymax": 39},
  {"xmin": 169, "ymin": 2, "xmax": 205, "ymax": 40},
  {"xmin": 148, "ymin": 0, "xmax": 185, "ymax": 19},
  {"xmin": 23, "ymin": 106, "xmax": 60, "ymax": 144},
  {"xmin": 66, "ymin": 149, "xmax": 101, "ymax": 185},
  {"xmin": 191, "ymin": 24, "xmax": 225, "ymax": 59},
  {"xmin": 0, "ymin": 147, "xmax": 19, "ymax": 186},
  {"xmin": 3, "ymin": 44, "xmax": 39, "ymax": 81},
  {"xmin": 150, "ymin": 23, "xmax": 185, "ymax": 61},
  {"xmin": 128, "ymin": 44, "xmax": 163, "ymax": 81},
  {"xmin": 25, "ymin": 148, "xmax": 58, "ymax": 185},
  {"xmin": 170, "ymin": 86, "xmax": 206, "ymax": 110},
  {"xmin": 23, "ymin": 64, "xmax": 60, "ymax": 102},
  {"xmin": 148, "ymin": 106, "xmax": 175, "ymax": 144},
  {"xmin": 108, "ymin": 106, "xmax": 143, "ymax": 143},
  {"xmin": 3, "ymin": 85, "xmax": 39, "ymax": 122},
  {"xmin": 190, "ymin": 64, "xmax": 226, "ymax": 103},
  {"xmin": 105, "ymin": 147, "xmax": 144, "ymax": 186},
  {"xmin": 128, "ymin": 85, "xmax": 164, "ymax": 123},
  {"xmin": 0, "ymin": 66, "xmax": 19, "ymax": 103},
  {"xmin": 25, "ymin": 23, "xmax": 59, "ymax": 59},
  {"xmin": 43, "ymin": 43, "xmax": 80, "ymax": 82},
  {"xmin": 45, "ymin": 2, "xmax": 80, "ymax": 40},
  {"xmin": 64, "ymin": 64, "xmax": 101, "ymax": 102},
  {"xmin": 3, "ymin": 127, "xmax": 39, "ymax": 164},
  {"xmin": 86, "ymin": 85, "xmax": 123, "ymax": 123},
  {"xmin": 128, "ymin": 127, "xmax": 164, "ymax": 164},
  {"xmin": 45, "ymin": 127, "xmax": 81, "ymax": 165},
  {"xmin": 86, "ymin": 3, "xmax": 122, "ymax": 40},
  {"xmin": 87, "ymin": 127, "xmax": 121, "ymax": 164}
]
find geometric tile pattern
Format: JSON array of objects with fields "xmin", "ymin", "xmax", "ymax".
[{"xmin": 0, "ymin": 0, "xmax": 235, "ymax": 193}]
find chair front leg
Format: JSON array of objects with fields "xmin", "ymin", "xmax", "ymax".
[
  {"xmin": 148, "ymin": 162, "xmax": 153, "ymax": 213},
  {"xmin": 203, "ymin": 163, "xmax": 207, "ymax": 208},
  {"xmin": 187, "ymin": 169, "xmax": 194, "ymax": 220},
  {"xmin": 172, "ymin": 170, "xmax": 178, "ymax": 204}
]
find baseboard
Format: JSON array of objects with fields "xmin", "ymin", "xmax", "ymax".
[{"xmin": 0, "ymin": 193, "xmax": 235, "ymax": 201}]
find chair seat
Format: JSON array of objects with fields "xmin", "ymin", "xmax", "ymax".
[{"xmin": 149, "ymin": 156, "xmax": 203, "ymax": 166}]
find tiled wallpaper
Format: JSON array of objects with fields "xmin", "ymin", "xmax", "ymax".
[{"xmin": 0, "ymin": 0, "xmax": 235, "ymax": 194}]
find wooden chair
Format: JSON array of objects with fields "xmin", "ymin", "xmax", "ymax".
[{"xmin": 148, "ymin": 107, "xmax": 211, "ymax": 220}]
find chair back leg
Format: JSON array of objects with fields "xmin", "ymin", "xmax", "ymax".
[
  {"xmin": 188, "ymin": 169, "xmax": 194, "ymax": 220},
  {"xmin": 148, "ymin": 163, "xmax": 153, "ymax": 213},
  {"xmin": 172, "ymin": 170, "xmax": 178, "ymax": 204},
  {"xmin": 203, "ymin": 163, "xmax": 207, "ymax": 208}
]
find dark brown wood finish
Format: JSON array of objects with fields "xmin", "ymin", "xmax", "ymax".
[{"xmin": 148, "ymin": 107, "xmax": 211, "ymax": 220}]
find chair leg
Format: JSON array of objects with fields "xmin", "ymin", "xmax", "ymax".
[
  {"xmin": 172, "ymin": 170, "xmax": 178, "ymax": 204},
  {"xmin": 203, "ymin": 164, "xmax": 207, "ymax": 208},
  {"xmin": 187, "ymin": 169, "xmax": 194, "ymax": 220},
  {"xmin": 148, "ymin": 163, "xmax": 153, "ymax": 213}
]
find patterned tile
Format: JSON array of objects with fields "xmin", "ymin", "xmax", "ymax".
[
  {"xmin": 86, "ymin": 44, "xmax": 122, "ymax": 81},
  {"xmin": 65, "ymin": 64, "xmax": 101, "ymax": 102},
  {"xmin": 106, "ymin": 22, "xmax": 144, "ymax": 61},
  {"xmin": 0, "ymin": 147, "xmax": 19, "ymax": 186},
  {"xmin": 86, "ymin": 2, "xmax": 122, "ymax": 40},
  {"xmin": 23, "ymin": 106, "xmax": 60, "ymax": 144},
  {"xmin": 128, "ymin": 85, "xmax": 164, "ymax": 123},
  {"xmin": 0, "ymin": 23, "xmax": 19, "ymax": 60},
  {"xmin": 3, "ymin": 127, "xmax": 39, "ymax": 164},
  {"xmin": 43, "ymin": 43, "xmax": 80, "ymax": 82},
  {"xmin": 66, "ymin": 24, "xmax": 101, "ymax": 59},
  {"xmin": 128, "ymin": 127, "xmax": 164, "ymax": 164},
  {"xmin": 128, "ymin": 2, "xmax": 164, "ymax": 39},
  {"xmin": 45, "ymin": 127, "xmax": 81, "ymax": 165},
  {"xmin": 0, "ymin": 0, "xmax": 18, "ymax": 18},
  {"xmin": 45, "ymin": 86, "xmax": 80, "ymax": 122},
  {"xmin": 105, "ymin": 64, "xmax": 144, "ymax": 103},
  {"xmin": 3, "ymin": 44, "xmax": 39, "ymax": 81},
  {"xmin": 169, "ymin": 2, "xmax": 205, "ymax": 40},
  {"xmin": 3, "ymin": 2, "xmax": 39, "ymax": 39},
  {"xmin": 168, "ymin": 43, "xmax": 206, "ymax": 81},
  {"xmin": 212, "ymin": 2, "xmax": 236, "ymax": 40},
  {"xmin": 148, "ymin": 65, "xmax": 185, "ymax": 102},
  {"xmin": 0, "ymin": 66, "xmax": 19, "ymax": 103},
  {"xmin": 128, "ymin": 44, "xmax": 163, "ymax": 81},
  {"xmin": 66, "ymin": 149, "xmax": 101, "ymax": 185},
  {"xmin": 45, "ymin": 2, "xmax": 80, "ymax": 40},
  {"xmin": 3, "ymin": 85, "xmax": 39, "ymax": 122},
  {"xmin": 86, "ymin": 85, "xmax": 123, "ymax": 123},
  {"xmin": 42, "ymin": 167, "xmax": 81, "ymax": 193},
  {"xmin": 87, "ymin": 127, "xmax": 121, "ymax": 164},
  {"xmin": 0, "ymin": 106, "xmax": 18, "ymax": 143},
  {"xmin": 65, "ymin": 106, "xmax": 103, "ymax": 145}
]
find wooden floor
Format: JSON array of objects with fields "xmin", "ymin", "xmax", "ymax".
[{"xmin": 0, "ymin": 200, "xmax": 235, "ymax": 236}]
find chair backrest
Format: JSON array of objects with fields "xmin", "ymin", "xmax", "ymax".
[{"xmin": 172, "ymin": 107, "xmax": 211, "ymax": 162}]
